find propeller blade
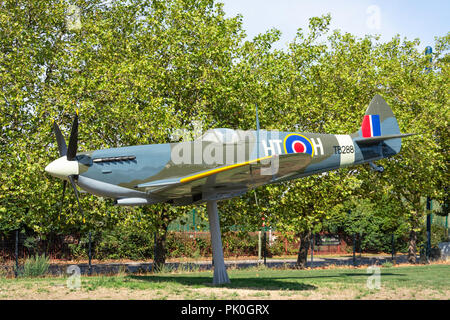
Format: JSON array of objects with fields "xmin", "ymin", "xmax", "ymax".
[
  {"xmin": 52, "ymin": 121, "xmax": 67, "ymax": 157},
  {"xmin": 68, "ymin": 175, "xmax": 84, "ymax": 222},
  {"xmin": 58, "ymin": 180, "xmax": 67, "ymax": 217},
  {"xmin": 66, "ymin": 112, "xmax": 78, "ymax": 161}
]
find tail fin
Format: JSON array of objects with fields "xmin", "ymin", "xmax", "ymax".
[
  {"xmin": 359, "ymin": 94, "xmax": 400, "ymax": 137},
  {"xmin": 355, "ymin": 95, "xmax": 409, "ymax": 157}
]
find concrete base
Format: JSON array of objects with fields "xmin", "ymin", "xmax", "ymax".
[{"xmin": 207, "ymin": 200, "xmax": 230, "ymax": 285}]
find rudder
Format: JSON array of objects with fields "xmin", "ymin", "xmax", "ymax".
[
  {"xmin": 359, "ymin": 94, "xmax": 400, "ymax": 137},
  {"xmin": 356, "ymin": 95, "xmax": 402, "ymax": 156}
]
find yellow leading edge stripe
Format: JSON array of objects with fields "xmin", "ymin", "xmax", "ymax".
[{"xmin": 180, "ymin": 155, "xmax": 273, "ymax": 183}]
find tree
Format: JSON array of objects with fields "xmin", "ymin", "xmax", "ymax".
[
  {"xmin": 276, "ymin": 21, "xmax": 449, "ymax": 264},
  {"xmin": 369, "ymin": 35, "xmax": 449, "ymax": 263},
  {"xmin": 1, "ymin": 1, "xmax": 447, "ymax": 268},
  {"xmin": 0, "ymin": 0, "xmax": 260, "ymax": 266}
]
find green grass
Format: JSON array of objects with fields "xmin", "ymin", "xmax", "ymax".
[
  {"xmin": 0, "ymin": 263, "xmax": 448, "ymax": 299},
  {"xmin": 233, "ymin": 264, "xmax": 448, "ymax": 291}
]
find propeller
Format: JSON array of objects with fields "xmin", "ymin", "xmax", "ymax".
[
  {"xmin": 66, "ymin": 111, "xmax": 78, "ymax": 160},
  {"xmin": 48, "ymin": 111, "xmax": 85, "ymax": 223},
  {"xmin": 52, "ymin": 120, "xmax": 67, "ymax": 157},
  {"xmin": 69, "ymin": 174, "xmax": 85, "ymax": 223}
]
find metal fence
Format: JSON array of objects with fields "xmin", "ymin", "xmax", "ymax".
[
  {"xmin": 0, "ymin": 232, "xmax": 76, "ymax": 261},
  {"xmin": 1, "ymin": 220, "xmax": 448, "ymax": 263},
  {"xmin": 171, "ymin": 231, "xmax": 348, "ymax": 255},
  {"xmin": 0, "ymin": 230, "xmax": 350, "ymax": 263}
]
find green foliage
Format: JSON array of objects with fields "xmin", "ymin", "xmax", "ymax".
[
  {"xmin": 69, "ymin": 225, "xmax": 156, "ymax": 261},
  {"xmin": 324, "ymin": 197, "xmax": 450, "ymax": 253},
  {"xmin": 19, "ymin": 254, "xmax": 50, "ymax": 278},
  {"xmin": 0, "ymin": 0, "xmax": 447, "ymax": 264},
  {"xmin": 324, "ymin": 197, "xmax": 408, "ymax": 252},
  {"xmin": 222, "ymin": 232, "xmax": 253, "ymax": 256},
  {"xmin": 418, "ymin": 224, "xmax": 449, "ymax": 249},
  {"xmin": 64, "ymin": 228, "xmax": 295, "ymax": 260}
]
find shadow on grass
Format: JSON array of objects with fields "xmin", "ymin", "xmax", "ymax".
[
  {"xmin": 317, "ymin": 256, "xmax": 398, "ymax": 265},
  {"xmin": 128, "ymin": 269, "xmax": 407, "ymax": 291},
  {"xmin": 337, "ymin": 273, "xmax": 406, "ymax": 277},
  {"xmin": 129, "ymin": 274, "xmax": 317, "ymax": 291}
]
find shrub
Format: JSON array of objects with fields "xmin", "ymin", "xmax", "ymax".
[
  {"xmin": 20, "ymin": 254, "xmax": 50, "ymax": 277},
  {"xmin": 69, "ymin": 228, "xmax": 155, "ymax": 261},
  {"xmin": 223, "ymin": 232, "xmax": 258, "ymax": 257}
]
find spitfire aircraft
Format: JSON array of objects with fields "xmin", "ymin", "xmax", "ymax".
[
  {"xmin": 45, "ymin": 94, "xmax": 412, "ymax": 207},
  {"xmin": 45, "ymin": 94, "xmax": 413, "ymax": 284}
]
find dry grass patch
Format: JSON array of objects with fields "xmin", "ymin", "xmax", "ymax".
[{"xmin": 0, "ymin": 261, "xmax": 448, "ymax": 300}]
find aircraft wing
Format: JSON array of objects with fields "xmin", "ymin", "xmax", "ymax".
[{"xmin": 140, "ymin": 152, "xmax": 312, "ymax": 201}]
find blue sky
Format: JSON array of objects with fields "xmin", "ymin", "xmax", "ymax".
[{"xmin": 220, "ymin": 0, "xmax": 449, "ymax": 51}]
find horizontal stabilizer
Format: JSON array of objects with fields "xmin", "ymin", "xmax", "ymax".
[{"xmin": 355, "ymin": 133, "xmax": 416, "ymax": 145}]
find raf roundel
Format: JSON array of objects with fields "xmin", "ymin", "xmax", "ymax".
[{"xmin": 284, "ymin": 134, "xmax": 314, "ymax": 157}]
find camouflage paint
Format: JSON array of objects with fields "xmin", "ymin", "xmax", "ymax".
[{"xmin": 65, "ymin": 95, "xmax": 411, "ymax": 205}]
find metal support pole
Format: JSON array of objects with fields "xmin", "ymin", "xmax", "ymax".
[
  {"xmin": 153, "ymin": 232, "xmax": 157, "ymax": 272},
  {"xmin": 258, "ymin": 231, "xmax": 262, "ymax": 261},
  {"xmin": 15, "ymin": 230, "xmax": 19, "ymax": 278},
  {"xmin": 311, "ymin": 234, "xmax": 314, "ymax": 267},
  {"xmin": 88, "ymin": 231, "xmax": 92, "ymax": 276},
  {"xmin": 153, "ymin": 232, "xmax": 157, "ymax": 261},
  {"xmin": 353, "ymin": 233, "xmax": 356, "ymax": 266},
  {"xmin": 424, "ymin": 46, "xmax": 432, "ymax": 260},
  {"xmin": 359, "ymin": 232, "xmax": 362, "ymax": 259},
  {"xmin": 391, "ymin": 233, "xmax": 395, "ymax": 263},
  {"xmin": 206, "ymin": 201, "xmax": 230, "ymax": 285},
  {"xmin": 426, "ymin": 197, "xmax": 432, "ymax": 260},
  {"xmin": 263, "ymin": 230, "xmax": 267, "ymax": 266},
  {"xmin": 446, "ymin": 215, "xmax": 448, "ymax": 239},
  {"xmin": 425, "ymin": 46, "xmax": 432, "ymax": 72}
]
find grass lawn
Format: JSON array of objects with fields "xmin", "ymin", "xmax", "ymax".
[{"xmin": 0, "ymin": 262, "xmax": 448, "ymax": 300}]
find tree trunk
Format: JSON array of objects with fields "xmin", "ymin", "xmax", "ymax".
[
  {"xmin": 407, "ymin": 229, "xmax": 417, "ymax": 264},
  {"xmin": 153, "ymin": 228, "xmax": 168, "ymax": 272},
  {"xmin": 296, "ymin": 231, "xmax": 311, "ymax": 269}
]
